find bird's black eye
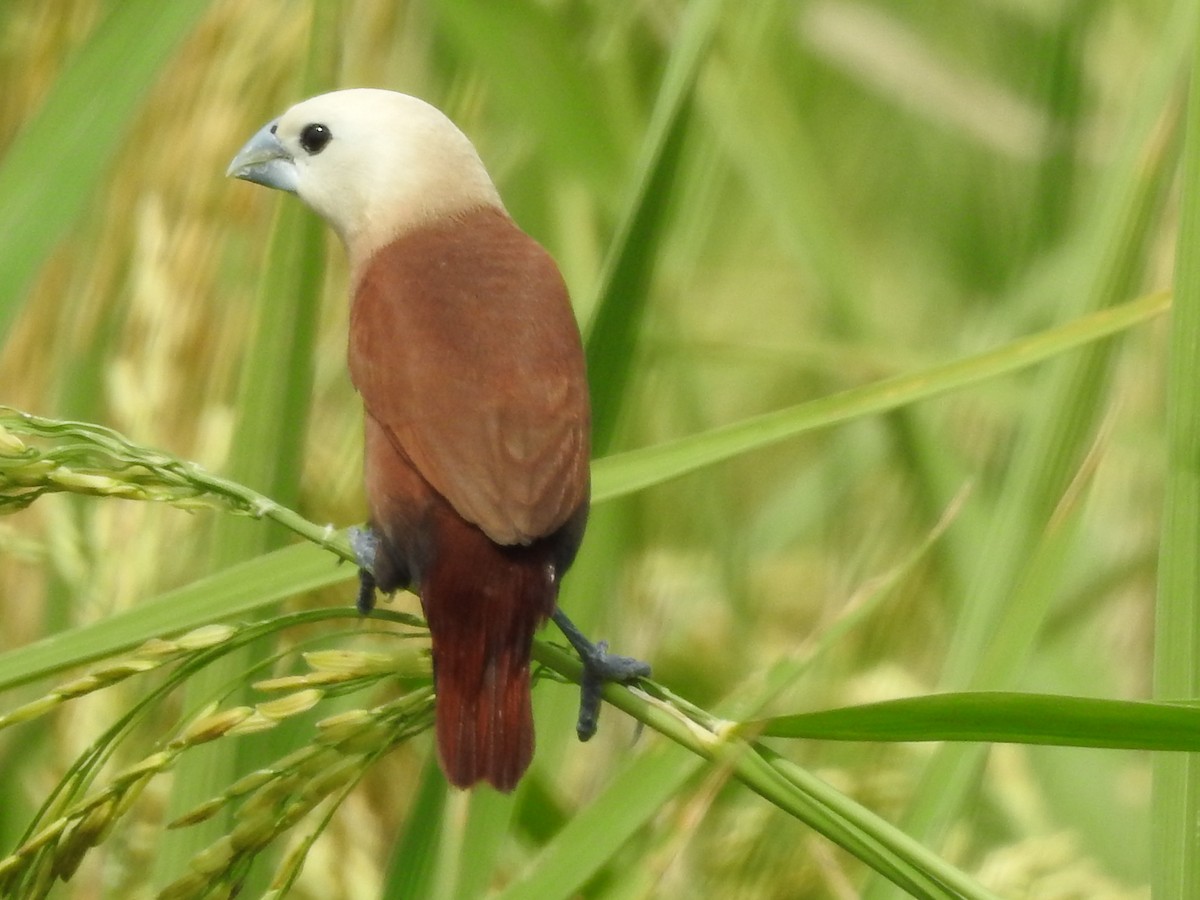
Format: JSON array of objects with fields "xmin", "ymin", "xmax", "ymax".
[{"xmin": 299, "ymin": 123, "xmax": 332, "ymax": 155}]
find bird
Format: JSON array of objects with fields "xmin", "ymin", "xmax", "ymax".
[{"xmin": 227, "ymin": 88, "xmax": 648, "ymax": 792}]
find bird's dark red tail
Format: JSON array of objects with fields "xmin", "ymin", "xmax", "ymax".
[{"xmin": 420, "ymin": 513, "xmax": 557, "ymax": 792}]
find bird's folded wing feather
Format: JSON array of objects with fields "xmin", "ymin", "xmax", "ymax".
[{"xmin": 348, "ymin": 209, "xmax": 590, "ymax": 546}]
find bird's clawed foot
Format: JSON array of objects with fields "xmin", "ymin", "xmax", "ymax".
[
  {"xmin": 551, "ymin": 608, "xmax": 651, "ymax": 742},
  {"xmin": 349, "ymin": 525, "xmax": 379, "ymax": 615}
]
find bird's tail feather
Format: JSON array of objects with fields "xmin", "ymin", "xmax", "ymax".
[{"xmin": 421, "ymin": 514, "xmax": 556, "ymax": 792}]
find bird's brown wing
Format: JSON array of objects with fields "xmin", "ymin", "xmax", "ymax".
[{"xmin": 348, "ymin": 207, "xmax": 590, "ymax": 546}]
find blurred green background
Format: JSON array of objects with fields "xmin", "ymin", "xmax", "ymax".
[{"xmin": 0, "ymin": 0, "xmax": 1186, "ymax": 896}]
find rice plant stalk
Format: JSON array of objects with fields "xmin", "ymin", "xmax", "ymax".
[{"xmin": 1152, "ymin": 8, "xmax": 1200, "ymax": 892}]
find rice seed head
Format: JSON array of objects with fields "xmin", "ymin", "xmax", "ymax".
[
  {"xmin": 168, "ymin": 796, "xmax": 228, "ymax": 830},
  {"xmin": 254, "ymin": 688, "xmax": 323, "ymax": 720},
  {"xmin": 0, "ymin": 423, "xmax": 27, "ymax": 454},
  {"xmin": 0, "ymin": 694, "xmax": 62, "ymax": 729},
  {"xmin": 188, "ymin": 834, "xmax": 235, "ymax": 876},
  {"xmin": 302, "ymin": 649, "xmax": 400, "ymax": 674},
  {"xmin": 229, "ymin": 806, "xmax": 280, "ymax": 854},
  {"xmin": 178, "ymin": 706, "xmax": 253, "ymax": 745},
  {"xmin": 175, "ymin": 623, "xmax": 238, "ymax": 650},
  {"xmin": 314, "ymin": 708, "xmax": 376, "ymax": 745},
  {"xmin": 113, "ymin": 750, "xmax": 176, "ymax": 786},
  {"xmin": 157, "ymin": 869, "xmax": 213, "ymax": 900}
]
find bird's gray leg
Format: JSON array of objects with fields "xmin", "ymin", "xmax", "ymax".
[
  {"xmin": 551, "ymin": 609, "xmax": 651, "ymax": 741},
  {"xmin": 349, "ymin": 525, "xmax": 379, "ymax": 615}
]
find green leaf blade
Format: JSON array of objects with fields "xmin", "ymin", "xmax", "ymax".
[
  {"xmin": 761, "ymin": 692, "xmax": 1200, "ymax": 752},
  {"xmin": 0, "ymin": 0, "xmax": 210, "ymax": 341}
]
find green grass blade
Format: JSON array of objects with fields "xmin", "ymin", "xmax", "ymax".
[
  {"xmin": 0, "ymin": 0, "xmax": 210, "ymax": 341},
  {"xmin": 750, "ymin": 748, "xmax": 1000, "ymax": 900},
  {"xmin": 879, "ymin": 4, "xmax": 1193, "ymax": 880},
  {"xmin": 453, "ymin": 791, "xmax": 518, "ymax": 900},
  {"xmin": 494, "ymin": 744, "xmax": 703, "ymax": 900},
  {"xmin": 433, "ymin": 1, "xmax": 621, "ymax": 189},
  {"xmin": 760, "ymin": 693, "xmax": 1200, "ymax": 751},
  {"xmin": 592, "ymin": 291, "xmax": 1167, "ymax": 504},
  {"xmin": 759, "ymin": 747, "xmax": 1001, "ymax": 900},
  {"xmin": 1153, "ymin": 2, "xmax": 1200, "ymax": 890},
  {"xmin": 938, "ymin": 25, "xmax": 1187, "ymax": 696},
  {"xmin": 582, "ymin": 0, "xmax": 723, "ymax": 454},
  {"xmin": 379, "ymin": 759, "xmax": 446, "ymax": 900},
  {"xmin": 0, "ymin": 543, "xmax": 349, "ymax": 694},
  {"xmin": 701, "ymin": 1, "xmax": 990, "ymax": 613}
]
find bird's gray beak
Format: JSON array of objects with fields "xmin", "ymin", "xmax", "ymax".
[{"xmin": 227, "ymin": 119, "xmax": 298, "ymax": 193}]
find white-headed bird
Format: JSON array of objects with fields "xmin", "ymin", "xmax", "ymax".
[{"xmin": 228, "ymin": 89, "xmax": 648, "ymax": 792}]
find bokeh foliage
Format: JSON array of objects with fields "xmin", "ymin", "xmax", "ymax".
[{"xmin": 0, "ymin": 0, "xmax": 1192, "ymax": 897}]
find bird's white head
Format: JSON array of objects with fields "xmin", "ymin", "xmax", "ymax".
[{"xmin": 228, "ymin": 89, "xmax": 504, "ymax": 267}]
